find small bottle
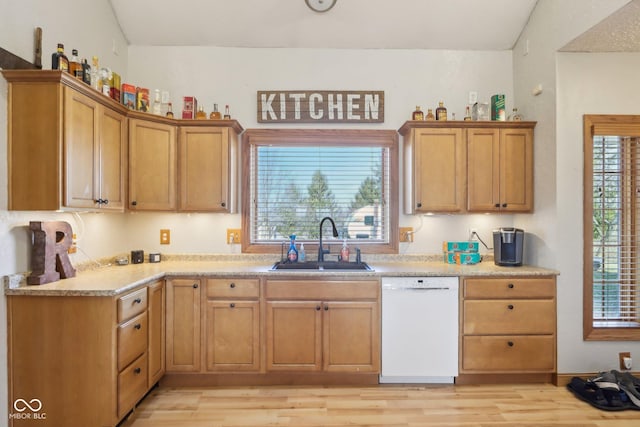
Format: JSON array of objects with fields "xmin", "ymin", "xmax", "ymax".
[
  {"xmin": 223, "ymin": 104, "xmax": 231, "ymax": 119},
  {"xmin": 298, "ymin": 243, "xmax": 306, "ymax": 262},
  {"xmin": 464, "ymin": 105, "xmax": 472, "ymax": 121},
  {"xmin": 340, "ymin": 239, "xmax": 350, "ymax": 262},
  {"xmin": 287, "ymin": 235, "xmax": 298, "ymax": 262},
  {"xmin": 508, "ymin": 108, "xmax": 523, "ymax": 121},
  {"xmin": 152, "ymin": 89, "xmax": 162, "ymax": 115},
  {"xmin": 81, "ymin": 58, "xmax": 91, "ymax": 85},
  {"xmin": 166, "ymin": 102, "xmax": 174, "ymax": 118},
  {"xmin": 435, "ymin": 101, "xmax": 447, "ymax": 121},
  {"xmin": 51, "ymin": 43, "xmax": 69, "ymax": 72},
  {"xmin": 425, "ymin": 109, "xmax": 435, "ymax": 121},
  {"xmin": 195, "ymin": 105, "xmax": 207, "ymax": 119},
  {"xmin": 209, "ymin": 103, "xmax": 222, "ymax": 119},
  {"xmin": 69, "ymin": 49, "xmax": 82, "ymax": 79},
  {"xmin": 91, "ymin": 56, "xmax": 100, "ymax": 91},
  {"xmin": 412, "ymin": 106, "xmax": 424, "ymax": 121}
]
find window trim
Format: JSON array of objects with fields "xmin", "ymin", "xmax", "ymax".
[
  {"xmin": 583, "ymin": 114, "xmax": 640, "ymax": 341},
  {"xmin": 241, "ymin": 128, "xmax": 399, "ymax": 255}
]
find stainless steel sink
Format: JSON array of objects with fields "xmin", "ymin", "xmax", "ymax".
[{"xmin": 270, "ymin": 260, "xmax": 374, "ymax": 271}]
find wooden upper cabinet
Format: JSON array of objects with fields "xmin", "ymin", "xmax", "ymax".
[
  {"xmin": 402, "ymin": 126, "xmax": 466, "ymax": 213},
  {"xmin": 3, "ymin": 70, "xmax": 127, "ymax": 211},
  {"xmin": 467, "ymin": 126, "xmax": 533, "ymax": 212},
  {"xmin": 179, "ymin": 125, "xmax": 238, "ymax": 212},
  {"xmin": 65, "ymin": 87, "xmax": 127, "ymax": 210},
  {"xmin": 128, "ymin": 118, "xmax": 177, "ymax": 211},
  {"xmin": 399, "ymin": 121, "xmax": 535, "ymax": 214}
]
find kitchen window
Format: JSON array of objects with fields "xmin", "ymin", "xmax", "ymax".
[
  {"xmin": 583, "ymin": 115, "xmax": 640, "ymax": 340},
  {"xmin": 241, "ymin": 129, "xmax": 399, "ymax": 254}
]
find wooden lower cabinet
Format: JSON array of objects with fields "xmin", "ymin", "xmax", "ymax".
[
  {"xmin": 203, "ymin": 278, "xmax": 261, "ymax": 371},
  {"xmin": 7, "ymin": 281, "xmax": 160, "ymax": 427},
  {"xmin": 459, "ymin": 276, "xmax": 557, "ymax": 383},
  {"xmin": 148, "ymin": 280, "xmax": 166, "ymax": 387},
  {"xmin": 166, "ymin": 278, "xmax": 201, "ymax": 372},
  {"xmin": 265, "ymin": 279, "xmax": 380, "ymax": 374}
]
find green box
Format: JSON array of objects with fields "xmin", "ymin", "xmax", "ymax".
[
  {"xmin": 442, "ymin": 241, "xmax": 479, "ymax": 252},
  {"xmin": 444, "ymin": 251, "xmax": 482, "ymax": 265},
  {"xmin": 491, "ymin": 94, "xmax": 505, "ymax": 121}
]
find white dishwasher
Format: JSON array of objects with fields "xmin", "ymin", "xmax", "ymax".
[{"xmin": 379, "ymin": 276, "xmax": 459, "ymax": 383}]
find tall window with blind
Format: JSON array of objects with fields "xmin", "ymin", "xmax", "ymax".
[
  {"xmin": 241, "ymin": 129, "xmax": 399, "ymax": 254},
  {"xmin": 584, "ymin": 115, "xmax": 640, "ymax": 340}
]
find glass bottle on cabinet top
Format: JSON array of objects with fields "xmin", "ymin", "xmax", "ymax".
[
  {"xmin": 195, "ymin": 105, "xmax": 207, "ymax": 119},
  {"xmin": 223, "ymin": 104, "xmax": 231, "ymax": 119},
  {"xmin": 209, "ymin": 103, "xmax": 222, "ymax": 119},
  {"xmin": 508, "ymin": 108, "xmax": 523, "ymax": 121},
  {"xmin": 412, "ymin": 106, "xmax": 424, "ymax": 121},
  {"xmin": 425, "ymin": 108, "xmax": 435, "ymax": 121},
  {"xmin": 166, "ymin": 102, "xmax": 174, "ymax": 118},
  {"xmin": 69, "ymin": 49, "xmax": 82, "ymax": 80},
  {"xmin": 51, "ymin": 43, "xmax": 69, "ymax": 72},
  {"xmin": 435, "ymin": 101, "xmax": 447, "ymax": 121}
]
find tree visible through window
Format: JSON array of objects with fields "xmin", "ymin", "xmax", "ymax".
[
  {"xmin": 241, "ymin": 129, "xmax": 398, "ymax": 254},
  {"xmin": 583, "ymin": 115, "xmax": 640, "ymax": 340}
]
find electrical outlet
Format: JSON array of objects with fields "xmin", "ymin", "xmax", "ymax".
[
  {"xmin": 227, "ymin": 228, "xmax": 241, "ymax": 244},
  {"xmin": 619, "ymin": 352, "xmax": 632, "ymax": 370},
  {"xmin": 160, "ymin": 229, "xmax": 171, "ymax": 245},
  {"xmin": 468, "ymin": 228, "xmax": 477, "ymax": 240},
  {"xmin": 399, "ymin": 227, "xmax": 414, "ymax": 243}
]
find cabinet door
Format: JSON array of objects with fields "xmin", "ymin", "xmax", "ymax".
[
  {"xmin": 129, "ymin": 119, "xmax": 177, "ymax": 211},
  {"xmin": 265, "ymin": 301, "xmax": 322, "ymax": 371},
  {"xmin": 179, "ymin": 126, "xmax": 232, "ymax": 212},
  {"xmin": 64, "ymin": 86, "xmax": 99, "ymax": 208},
  {"xmin": 499, "ymin": 128, "xmax": 533, "ymax": 212},
  {"xmin": 410, "ymin": 128, "xmax": 465, "ymax": 212},
  {"xmin": 467, "ymin": 128, "xmax": 500, "ymax": 211},
  {"xmin": 148, "ymin": 280, "xmax": 165, "ymax": 387},
  {"xmin": 166, "ymin": 279, "xmax": 201, "ymax": 372},
  {"xmin": 323, "ymin": 301, "xmax": 380, "ymax": 372},
  {"xmin": 98, "ymin": 107, "xmax": 127, "ymax": 211},
  {"xmin": 205, "ymin": 300, "xmax": 260, "ymax": 371}
]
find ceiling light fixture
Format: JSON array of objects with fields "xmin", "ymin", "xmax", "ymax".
[{"xmin": 305, "ymin": 0, "xmax": 337, "ymax": 13}]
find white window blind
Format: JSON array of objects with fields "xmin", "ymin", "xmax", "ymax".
[
  {"xmin": 591, "ymin": 135, "xmax": 640, "ymax": 325},
  {"xmin": 249, "ymin": 143, "xmax": 390, "ymax": 244}
]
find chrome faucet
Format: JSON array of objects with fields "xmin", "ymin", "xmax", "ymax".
[{"xmin": 318, "ymin": 216, "xmax": 339, "ymax": 262}]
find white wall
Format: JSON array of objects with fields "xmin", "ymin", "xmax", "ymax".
[
  {"xmin": 556, "ymin": 52, "xmax": 640, "ymax": 372},
  {"xmin": 512, "ymin": 0, "xmax": 639, "ymax": 374}
]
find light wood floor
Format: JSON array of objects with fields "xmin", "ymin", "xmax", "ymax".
[{"xmin": 120, "ymin": 384, "xmax": 640, "ymax": 426}]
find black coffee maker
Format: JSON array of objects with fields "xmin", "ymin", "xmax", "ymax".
[{"xmin": 493, "ymin": 228, "xmax": 524, "ymax": 266}]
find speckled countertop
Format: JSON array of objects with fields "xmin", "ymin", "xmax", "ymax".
[{"xmin": 4, "ymin": 254, "xmax": 559, "ymax": 297}]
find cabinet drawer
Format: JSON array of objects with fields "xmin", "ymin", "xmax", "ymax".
[
  {"xmin": 463, "ymin": 277, "xmax": 555, "ymax": 299},
  {"xmin": 462, "ymin": 335, "xmax": 555, "ymax": 372},
  {"xmin": 118, "ymin": 311, "xmax": 148, "ymax": 371},
  {"xmin": 463, "ymin": 300, "xmax": 555, "ymax": 334},
  {"xmin": 206, "ymin": 278, "xmax": 259, "ymax": 299},
  {"xmin": 117, "ymin": 287, "xmax": 148, "ymax": 323},
  {"xmin": 265, "ymin": 280, "xmax": 379, "ymax": 300},
  {"xmin": 118, "ymin": 353, "xmax": 148, "ymax": 417}
]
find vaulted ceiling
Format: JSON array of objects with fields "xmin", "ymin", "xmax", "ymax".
[{"xmin": 110, "ymin": 0, "xmax": 639, "ymax": 52}]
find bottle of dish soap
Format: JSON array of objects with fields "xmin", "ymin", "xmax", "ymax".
[
  {"xmin": 340, "ymin": 239, "xmax": 350, "ymax": 262},
  {"xmin": 287, "ymin": 235, "xmax": 298, "ymax": 262},
  {"xmin": 298, "ymin": 243, "xmax": 306, "ymax": 262}
]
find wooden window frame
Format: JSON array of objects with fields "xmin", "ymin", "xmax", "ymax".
[
  {"xmin": 583, "ymin": 114, "xmax": 640, "ymax": 340},
  {"xmin": 240, "ymin": 129, "xmax": 399, "ymax": 255}
]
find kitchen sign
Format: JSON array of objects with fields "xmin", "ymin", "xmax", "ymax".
[{"xmin": 257, "ymin": 90, "xmax": 384, "ymax": 123}]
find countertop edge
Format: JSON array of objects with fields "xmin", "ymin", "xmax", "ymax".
[{"xmin": 4, "ymin": 261, "xmax": 560, "ymax": 296}]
